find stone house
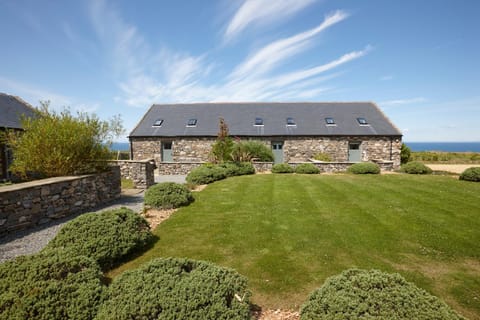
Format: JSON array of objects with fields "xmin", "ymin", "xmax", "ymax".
[
  {"xmin": 129, "ymin": 102, "xmax": 402, "ymax": 169},
  {"xmin": 0, "ymin": 93, "xmax": 37, "ymax": 181}
]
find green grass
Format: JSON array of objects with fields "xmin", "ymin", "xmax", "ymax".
[
  {"xmin": 109, "ymin": 174, "xmax": 480, "ymax": 319},
  {"xmin": 121, "ymin": 178, "xmax": 134, "ymax": 189},
  {"xmin": 411, "ymin": 151, "xmax": 480, "ymax": 164}
]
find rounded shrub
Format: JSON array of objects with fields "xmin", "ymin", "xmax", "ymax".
[
  {"xmin": 186, "ymin": 165, "xmax": 227, "ymax": 185},
  {"xmin": 459, "ymin": 167, "xmax": 480, "ymax": 182},
  {"xmin": 219, "ymin": 162, "xmax": 256, "ymax": 177},
  {"xmin": 400, "ymin": 161, "xmax": 432, "ymax": 174},
  {"xmin": 145, "ymin": 182, "xmax": 194, "ymax": 209},
  {"xmin": 271, "ymin": 163, "xmax": 294, "ymax": 173},
  {"xmin": 295, "ymin": 163, "xmax": 320, "ymax": 174},
  {"xmin": 44, "ymin": 208, "xmax": 152, "ymax": 270},
  {"xmin": 96, "ymin": 258, "xmax": 251, "ymax": 320},
  {"xmin": 347, "ymin": 162, "xmax": 380, "ymax": 174},
  {"xmin": 0, "ymin": 250, "xmax": 105, "ymax": 320},
  {"xmin": 300, "ymin": 269, "xmax": 464, "ymax": 320}
]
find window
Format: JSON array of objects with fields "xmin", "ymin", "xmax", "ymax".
[
  {"xmin": 286, "ymin": 117, "xmax": 296, "ymax": 126},
  {"xmin": 325, "ymin": 117, "xmax": 335, "ymax": 125},
  {"xmin": 153, "ymin": 119, "xmax": 164, "ymax": 127},
  {"xmin": 254, "ymin": 117, "xmax": 264, "ymax": 126},
  {"xmin": 357, "ymin": 117, "xmax": 368, "ymax": 125},
  {"xmin": 187, "ymin": 118, "xmax": 197, "ymax": 127}
]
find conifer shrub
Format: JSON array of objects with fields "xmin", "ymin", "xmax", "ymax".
[
  {"xmin": 400, "ymin": 161, "xmax": 432, "ymax": 174},
  {"xmin": 347, "ymin": 162, "xmax": 380, "ymax": 174},
  {"xmin": 96, "ymin": 258, "xmax": 251, "ymax": 320},
  {"xmin": 44, "ymin": 208, "xmax": 152, "ymax": 270},
  {"xmin": 459, "ymin": 166, "xmax": 480, "ymax": 182},
  {"xmin": 144, "ymin": 182, "xmax": 194, "ymax": 209},
  {"xmin": 295, "ymin": 163, "xmax": 320, "ymax": 174},
  {"xmin": 0, "ymin": 250, "xmax": 105, "ymax": 320},
  {"xmin": 271, "ymin": 163, "xmax": 294, "ymax": 173},
  {"xmin": 300, "ymin": 269, "xmax": 465, "ymax": 320}
]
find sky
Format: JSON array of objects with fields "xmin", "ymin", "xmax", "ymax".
[{"xmin": 0, "ymin": 0, "xmax": 479, "ymax": 142}]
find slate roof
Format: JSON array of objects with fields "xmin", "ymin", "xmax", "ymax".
[
  {"xmin": 129, "ymin": 102, "xmax": 402, "ymax": 138},
  {"xmin": 0, "ymin": 93, "xmax": 37, "ymax": 129}
]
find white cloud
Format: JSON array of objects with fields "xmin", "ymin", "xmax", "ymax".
[
  {"xmin": 87, "ymin": 1, "xmax": 367, "ymax": 106},
  {"xmin": 380, "ymin": 97, "xmax": 427, "ymax": 106},
  {"xmin": 380, "ymin": 75, "xmax": 393, "ymax": 81},
  {"xmin": 224, "ymin": 0, "xmax": 317, "ymax": 42},
  {"xmin": 0, "ymin": 76, "xmax": 98, "ymax": 113},
  {"xmin": 230, "ymin": 10, "xmax": 349, "ymax": 81}
]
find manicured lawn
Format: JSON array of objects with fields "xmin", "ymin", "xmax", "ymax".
[{"xmin": 109, "ymin": 174, "xmax": 480, "ymax": 319}]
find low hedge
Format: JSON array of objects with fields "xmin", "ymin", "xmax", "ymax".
[
  {"xmin": 295, "ymin": 163, "xmax": 320, "ymax": 174},
  {"xmin": 145, "ymin": 182, "xmax": 194, "ymax": 209},
  {"xmin": 271, "ymin": 163, "xmax": 294, "ymax": 173},
  {"xmin": 400, "ymin": 161, "xmax": 432, "ymax": 174},
  {"xmin": 300, "ymin": 269, "xmax": 464, "ymax": 320},
  {"xmin": 44, "ymin": 208, "xmax": 152, "ymax": 270},
  {"xmin": 0, "ymin": 250, "xmax": 105, "ymax": 320},
  {"xmin": 96, "ymin": 258, "xmax": 251, "ymax": 320},
  {"xmin": 219, "ymin": 162, "xmax": 256, "ymax": 177},
  {"xmin": 186, "ymin": 165, "xmax": 227, "ymax": 185},
  {"xmin": 347, "ymin": 162, "xmax": 380, "ymax": 174},
  {"xmin": 459, "ymin": 166, "xmax": 480, "ymax": 182}
]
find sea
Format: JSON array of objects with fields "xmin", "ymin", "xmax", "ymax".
[{"xmin": 110, "ymin": 142, "xmax": 480, "ymax": 153}]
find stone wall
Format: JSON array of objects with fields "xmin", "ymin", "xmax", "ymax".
[
  {"xmin": 283, "ymin": 136, "xmax": 401, "ymax": 167},
  {"xmin": 157, "ymin": 162, "xmax": 204, "ymax": 175},
  {"xmin": 289, "ymin": 161, "xmax": 394, "ymax": 173},
  {"xmin": 111, "ymin": 160, "xmax": 155, "ymax": 189},
  {"xmin": 0, "ymin": 167, "xmax": 121, "ymax": 236},
  {"xmin": 131, "ymin": 135, "xmax": 401, "ymax": 169},
  {"xmin": 252, "ymin": 162, "xmax": 273, "ymax": 173}
]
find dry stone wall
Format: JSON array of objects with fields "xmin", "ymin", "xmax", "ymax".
[
  {"xmin": 111, "ymin": 160, "xmax": 155, "ymax": 189},
  {"xmin": 0, "ymin": 167, "xmax": 121, "ymax": 236}
]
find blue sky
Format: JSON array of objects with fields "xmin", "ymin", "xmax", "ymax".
[{"xmin": 1, "ymin": 0, "xmax": 479, "ymax": 142}]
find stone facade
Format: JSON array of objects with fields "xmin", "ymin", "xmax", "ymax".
[
  {"xmin": 131, "ymin": 135, "xmax": 401, "ymax": 169},
  {"xmin": 0, "ymin": 167, "xmax": 121, "ymax": 236},
  {"xmin": 289, "ymin": 161, "xmax": 394, "ymax": 173},
  {"xmin": 111, "ymin": 160, "xmax": 155, "ymax": 189}
]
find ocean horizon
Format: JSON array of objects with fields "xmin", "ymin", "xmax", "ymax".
[{"xmin": 110, "ymin": 142, "xmax": 480, "ymax": 153}]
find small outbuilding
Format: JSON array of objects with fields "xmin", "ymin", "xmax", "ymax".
[
  {"xmin": 0, "ymin": 93, "xmax": 37, "ymax": 180},
  {"xmin": 129, "ymin": 102, "xmax": 402, "ymax": 170}
]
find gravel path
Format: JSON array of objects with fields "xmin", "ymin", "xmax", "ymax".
[{"xmin": 0, "ymin": 190, "xmax": 145, "ymax": 263}]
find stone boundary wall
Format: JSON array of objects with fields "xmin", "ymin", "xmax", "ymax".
[
  {"xmin": 110, "ymin": 160, "xmax": 155, "ymax": 189},
  {"xmin": 0, "ymin": 167, "xmax": 121, "ymax": 236},
  {"xmin": 289, "ymin": 161, "xmax": 394, "ymax": 173},
  {"xmin": 252, "ymin": 162, "xmax": 273, "ymax": 173},
  {"xmin": 157, "ymin": 162, "xmax": 204, "ymax": 175}
]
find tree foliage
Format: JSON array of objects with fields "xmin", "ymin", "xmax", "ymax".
[
  {"xmin": 400, "ymin": 143, "xmax": 411, "ymax": 164},
  {"xmin": 5, "ymin": 101, "xmax": 124, "ymax": 178},
  {"xmin": 210, "ymin": 117, "xmax": 234, "ymax": 163}
]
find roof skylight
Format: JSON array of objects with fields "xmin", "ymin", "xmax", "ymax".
[
  {"xmin": 153, "ymin": 119, "xmax": 164, "ymax": 127},
  {"xmin": 357, "ymin": 117, "xmax": 368, "ymax": 125},
  {"xmin": 286, "ymin": 117, "xmax": 296, "ymax": 126},
  {"xmin": 187, "ymin": 118, "xmax": 197, "ymax": 127},
  {"xmin": 254, "ymin": 117, "xmax": 264, "ymax": 126},
  {"xmin": 325, "ymin": 117, "xmax": 335, "ymax": 125}
]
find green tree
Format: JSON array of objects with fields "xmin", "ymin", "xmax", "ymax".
[
  {"xmin": 5, "ymin": 101, "xmax": 124, "ymax": 178},
  {"xmin": 400, "ymin": 143, "xmax": 412, "ymax": 164},
  {"xmin": 210, "ymin": 117, "xmax": 233, "ymax": 163}
]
